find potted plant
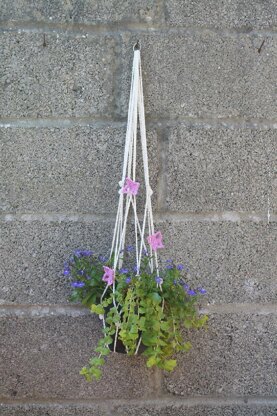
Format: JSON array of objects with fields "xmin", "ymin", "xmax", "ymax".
[
  {"xmin": 64, "ymin": 246, "xmax": 207, "ymax": 381},
  {"xmin": 63, "ymin": 42, "xmax": 208, "ymax": 381}
]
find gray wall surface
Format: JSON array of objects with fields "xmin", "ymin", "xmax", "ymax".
[{"xmin": 0, "ymin": 1, "xmax": 276, "ymax": 415}]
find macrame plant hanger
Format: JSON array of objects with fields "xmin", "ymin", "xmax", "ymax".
[
  {"xmin": 101, "ymin": 42, "xmax": 162, "ymax": 352},
  {"xmin": 110, "ymin": 41, "xmax": 159, "ymax": 275}
]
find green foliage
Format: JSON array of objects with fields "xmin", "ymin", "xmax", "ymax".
[
  {"xmin": 66, "ymin": 252, "xmax": 208, "ymax": 381},
  {"xmin": 91, "ymin": 304, "xmax": 104, "ymax": 315}
]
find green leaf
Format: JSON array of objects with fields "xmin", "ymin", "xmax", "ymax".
[
  {"xmin": 160, "ymin": 321, "xmax": 170, "ymax": 331},
  {"xmin": 69, "ymin": 290, "xmax": 80, "ymax": 302},
  {"xmin": 80, "ymin": 367, "xmax": 88, "ymax": 375},
  {"xmin": 89, "ymin": 357, "xmax": 105, "ymax": 366},
  {"xmin": 197, "ymin": 315, "xmax": 208, "ymax": 327},
  {"xmin": 103, "ymin": 335, "xmax": 113, "ymax": 344},
  {"xmin": 183, "ymin": 341, "xmax": 192, "ymax": 352},
  {"xmin": 91, "ymin": 304, "xmax": 104, "ymax": 315},
  {"xmin": 158, "ymin": 338, "xmax": 167, "ymax": 346},
  {"xmin": 146, "ymin": 356, "xmax": 157, "ymax": 367},
  {"xmin": 142, "ymin": 333, "xmax": 158, "ymax": 346},
  {"xmin": 130, "ymin": 325, "xmax": 138, "ymax": 334},
  {"xmin": 129, "ymin": 332, "xmax": 139, "ymax": 340},
  {"xmin": 149, "ymin": 292, "xmax": 162, "ymax": 303},
  {"xmin": 184, "ymin": 319, "xmax": 192, "ymax": 329},
  {"xmin": 80, "ymin": 367, "xmax": 92, "ymax": 382},
  {"xmin": 95, "ymin": 346, "xmax": 110, "ymax": 356},
  {"xmin": 82, "ymin": 292, "xmax": 95, "ymax": 306},
  {"xmin": 162, "ymin": 359, "xmax": 177, "ymax": 372},
  {"xmin": 101, "ymin": 347, "xmax": 111, "ymax": 356},
  {"xmin": 90, "ymin": 367, "xmax": 102, "ymax": 380},
  {"xmin": 138, "ymin": 317, "xmax": 146, "ymax": 329},
  {"xmin": 102, "ymin": 299, "xmax": 110, "ymax": 307}
]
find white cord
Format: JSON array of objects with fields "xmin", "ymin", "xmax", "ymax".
[{"xmin": 109, "ymin": 48, "xmax": 159, "ymax": 276}]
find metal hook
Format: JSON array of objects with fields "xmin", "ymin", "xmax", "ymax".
[
  {"xmin": 133, "ymin": 40, "xmax": 140, "ymax": 51},
  {"xmin": 258, "ymin": 39, "xmax": 265, "ymax": 53}
]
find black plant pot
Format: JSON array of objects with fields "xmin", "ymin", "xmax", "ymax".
[
  {"xmin": 104, "ymin": 305, "xmax": 146, "ymax": 354},
  {"xmin": 109, "ymin": 332, "xmax": 146, "ymax": 354}
]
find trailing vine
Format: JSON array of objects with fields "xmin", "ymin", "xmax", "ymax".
[{"xmin": 64, "ymin": 248, "xmax": 208, "ymax": 381}]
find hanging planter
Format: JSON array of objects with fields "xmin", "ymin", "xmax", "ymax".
[{"xmin": 64, "ymin": 42, "xmax": 208, "ymax": 381}]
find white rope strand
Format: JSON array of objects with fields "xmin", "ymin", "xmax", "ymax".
[{"xmin": 109, "ymin": 46, "xmax": 159, "ymax": 278}]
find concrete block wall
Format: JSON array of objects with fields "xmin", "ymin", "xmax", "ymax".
[{"xmin": 0, "ymin": 1, "xmax": 276, "ymax": 415}]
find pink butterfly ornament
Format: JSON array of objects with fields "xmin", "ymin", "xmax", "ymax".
[
  {"xmin": 147, "ymin": 231, "xmax": 164, "ymax": 251},
  {"xmin": 122, "ymin": 177, "xmax": 140, "ymax": 196},
  {"xmin": 102, "ymin": 266, "xmax": 115, "ymax": 286}
]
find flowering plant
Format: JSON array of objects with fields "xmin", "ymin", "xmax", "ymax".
[{"xmin": 64, "ymin": 242, "xmax": 208, "ymax": 381}]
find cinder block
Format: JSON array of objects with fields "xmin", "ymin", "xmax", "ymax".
[
  {"xmin": 0, "ymin": 0, "xmax": 162, "ymax": 25},
  {"xmin": 1, "ymin": 220, "xmax": 276, "ymax": 304},
  {"xmin": 1, "ymin": 403, "xmax": 277, "ymax": 416},
  {"xmin": 157, "ymin": 220, "xmax": 277, "ymax": 303},
  {"xmin": 0, "ymin": 32, "xmax": 115, "ymax": 117},
  {"xmin": 0, "ymin": 215, "xmax": 163, "ymax": 304},
  {"xmin": 0, "ymin": 220, "xmax": 114, "ymax": 304},
  {"xmin": 113, "ymin": 403, "xmax": 277, "ymax": 416},
  {"xmin": 119, "ymin": 32, "xmax": 277, "ymax": 120},
  {"xmin": 0, "ymin": 315, "xmax": 155, "ymax": 400},
  {"xmin": 165, "ymin": 125, "xmax": 276, "ymax": 212},
  {"xmin": 0, "ymin": 125, "xmax": 159, "ymax": 214},
  {"xmin": 164, "ymin": 0, "xmax": 277, "ymax": 29},
  {"xmin": 0, "ymin": 404, "xmax": 108, "ymax": 416},
  {"xmin": 164, "ymin": 314, "xmax": 277, "ymax": 396}
]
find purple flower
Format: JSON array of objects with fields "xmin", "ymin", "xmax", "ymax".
[
  {"xmin": 177, "ymin": 264, "xmax": 184, "ymax": 271},
  {"xmin": 126, "ymin": 245, "xmax": 134, "ymax": 252},
  {"xmin": 99, "ymin": 255, "xmax": 108, "ymax": 263},
  {"xmin": 119, "ymin": 268, "xmax": 129, "ymax": 274},
  {"xmin": 183, "ymin": 284, "xmax": 189, "ymax": 290},
  {"xmin": 133, "ymin": 265, "xmax": 139, "ymax": 273},
  {"xmin": 78, "ymin": 270, "xmax": 85, "ymax": 276},
  {"xmin": 71, "ymin": 281, "xmax": 85, "ymax": 288},
  {"xmin": 165, "ymin": 259, "xmax": 173, "ymax": 263},
  {"xmin": 74, "ymin": 249, "xmax": 93, "ymax": 257},
  {"xmin": 155, "ymin": 276, "xmax": 163, "ymax": 285},
  {"xmin": 63, "ymin": 262, "xmax": 70, "ymax": 276},
  {"xmin": 82, "ymin": 250, "xmax": 93, "ymax": 256},
  {"xmin": 125, "ymin": 277, "xmax": 131, "ymax": 284},
  {"xmin": 198, "ymin": 287, "xmax": 207, "ymax": 294},
  {"xmin": 187, "ymin": 289, "xmax": 196, "ymax": 296},
  {"xmin": 166, "ymin": 264, "xmax": 174, "ymax": 270}
]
